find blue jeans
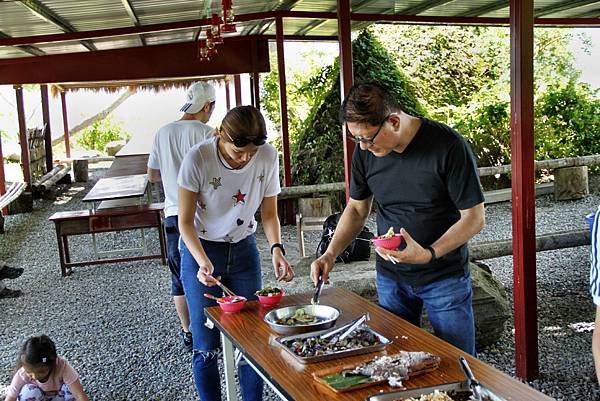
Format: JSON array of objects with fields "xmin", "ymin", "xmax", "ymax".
[
  {"xmin": 165, "ymin": 216, "xmax": 184, "ymax": 296},
  {"xmin": 376, "ymin": 271, "xmax": 476, "ymax": 355},
  {"xmin": 180, "ymin": 235, "xmax": 264, "ymax": 401}
]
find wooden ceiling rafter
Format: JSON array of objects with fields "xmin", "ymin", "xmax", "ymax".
[
  {"xmin": 16, "ymin": 0, "xmax": 98, "ymax": 51},
  {"xmin": 535, "ymin": 0, "xmax": 600, "ymax": 18},
  {"xmin": 120, "ymin": 0, "xmax": 146, "ymax": 46}
]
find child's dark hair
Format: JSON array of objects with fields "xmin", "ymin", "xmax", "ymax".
[{"xmin": 16, "ymin": 335, "xmax": 58, "ymax": 371}]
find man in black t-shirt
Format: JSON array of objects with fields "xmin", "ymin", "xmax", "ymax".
[{"xmin": 311, "ymin": 83, "xmax": 485, "ymax": 355}]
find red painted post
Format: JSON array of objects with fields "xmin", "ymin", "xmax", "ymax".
[
  {"xmin": 234, "ymin": 75, "xmax": 242, "ymax": 106},
  {"xmin": 510, "ymin": 0, "xmax": 538, "ymax": 380},
  {"xmin": 337, "ymin": 0, "xmax": 354, "ymax": 203},
  {"xmin": 60, "ymin": 91, "xmax": 71, "ymax": 158},
  {"xmin": 40, "ymin": 84, "xmax": 53, "ymax": 172},
  {"xmin": 275, "ymin": 16, "xmax": 294, "ymax": 224},
  {"xmin": 14, "ymin": 85, "xmax": 31, "ymax": 190},
  {"xmin": 225, "ymin": 79, "xmax": 231, "ymax": 111}
]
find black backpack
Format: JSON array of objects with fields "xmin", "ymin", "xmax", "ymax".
[{"xmin": 316, "ymin": 213, "xmax": 374, "ymax": 263}]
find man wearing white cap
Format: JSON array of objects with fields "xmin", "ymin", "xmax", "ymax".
[{"xmin": 147, "ymin": 81, "xmax": 217, "ymax": 351}]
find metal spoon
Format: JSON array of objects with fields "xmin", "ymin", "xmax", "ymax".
[
  {"xmin": 459, "ymin": 356, "xmax": 483, "ymax": 401},
  {"xmin": 311, "ymin": 277, "xmax": 324, "ymax": 305}
]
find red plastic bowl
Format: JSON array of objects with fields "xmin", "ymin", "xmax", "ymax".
[
  {"xmin": 372, "ymin": 234, "xmax": 403, "ymax": 250},
  {"xmin": 257, "ymin": 289, "xmax": 284, "ymax": 308},
  {"xmin": 217, "ymin": 296, "xmax": 247, "ymax": 313}
]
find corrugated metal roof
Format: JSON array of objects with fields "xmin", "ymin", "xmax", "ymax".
[{"xmin": 0, "ymin": 0, "xmax": 597, "ymax": 61}]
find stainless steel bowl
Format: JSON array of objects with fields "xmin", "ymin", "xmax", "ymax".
[{"xmin": 264, "ymin": 304, "xmax": 340, "ymax": 335}]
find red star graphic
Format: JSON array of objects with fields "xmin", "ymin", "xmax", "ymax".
[{"xmin": 232, "ymin": 189, "xmax": 246, "ymax": 205}]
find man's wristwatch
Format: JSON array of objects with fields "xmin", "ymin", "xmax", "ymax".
[
  {"xmin": 270, "ymin": 243, "xmax": 286, "ymax": 256},
  {"xmin": 425, "ymin": 245, "xmax": 437, "ymax": 262}
]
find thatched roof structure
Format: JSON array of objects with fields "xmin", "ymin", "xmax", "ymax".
[{"xmin": 50, "ymin": 75, "xmax": 229, "ymax": 97}]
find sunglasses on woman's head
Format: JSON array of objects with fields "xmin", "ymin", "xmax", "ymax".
[{"xmin": 224, "ymin": 130, "xmax": 267, "ymax": 147}]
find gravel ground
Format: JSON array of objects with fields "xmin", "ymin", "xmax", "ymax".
[{"xmin": 1, "ymin": 168, "xmax": 599, "ymax": 400}]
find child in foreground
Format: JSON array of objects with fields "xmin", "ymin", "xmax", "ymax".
[{"xmin": 5, "ymin": 335, "xmax": 90, "ymax": 401}]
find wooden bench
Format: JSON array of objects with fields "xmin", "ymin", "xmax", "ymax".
[
  {"xmin": 48, "ymin": 203, "xmax": 167, "ymax": 276},
  {"xmin": 0, "ymin": 182, "xmax": 27, "ymax": 234}
]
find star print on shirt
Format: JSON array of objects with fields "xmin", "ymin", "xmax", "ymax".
[
  {"xmin": 232, "ymin": 189, "xmax": 246, "ymax": 206},
  {"xmin": 257, "ymin": 173, "xmax": 265, "ymax": 183},
  {"xmin": 199, "ymin": 201, "xmax": 207, "ymax": 211},
  {"xmin": 210, "ymin": 177, "xmax": 222, "ymax": 190}
]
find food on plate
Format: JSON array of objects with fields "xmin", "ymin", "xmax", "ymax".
[
  {"xmin": 395, "ymin": 389, "xmax": 473, "ymax": 401},
  {"xmin": 380, "ymin": 226, "xmax": 395, "ymax": 239},
  {"xmin": 255, "ymin": 286, "xmax": 282, "ymax": 296},
  {"xmin": 282, "ymin": 327, "xmax": 382, "ymax": 357},
  {"xmin": 218, "ymin": 295, "xmax": 245, "ymax": 304},
  {"xmin": 276, "ymin": 308, "xmax": 318, "ymax": 325},
  {"xmin": 345, "ymin": 351, "xmax": 440, "ymax": 388}
]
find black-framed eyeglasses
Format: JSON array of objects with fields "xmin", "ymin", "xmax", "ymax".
[
  {"xmin": 224, "ymin": 130, "xmax": 267, "ymax": 147},
  {"xmin": 346, "ymin": 114, "xmax": 390, "ymax": 146}
]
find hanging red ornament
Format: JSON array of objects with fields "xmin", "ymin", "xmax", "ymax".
[
  {"xmin": 211, "ymin": 13, "xmax": 224, "ymax": 44},
  {"xmin": 198, "ymin": 39, "xmax": 209, "ymax": 61},
  {"xmin": 221, "ymin": 0, "xmax": 236, "ymax": 33}
]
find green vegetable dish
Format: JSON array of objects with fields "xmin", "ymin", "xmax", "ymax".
[{"xmin": 255, "ymin": 286, "xmax": 282, "ymax": 296}]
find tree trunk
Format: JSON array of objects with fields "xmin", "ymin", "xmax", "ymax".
[
  {"xmin": 469, "ymin": 229, "xmax": 590, "ymax": 260},
  {"xmin": 554, "ymin": 166, "xmax": 589, "ymax": 200},
  {"xmin": 51, "ymin": 89, "xmax": 135, "ymax": 146}
]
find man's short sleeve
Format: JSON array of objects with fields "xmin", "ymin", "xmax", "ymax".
[
  {"xmin": 177, "ymin": 145, "xmax": 202, "ymax": 193},
  {"xmin": 445, "ymin": 138, "xmax": 484, "ymax": 210},
  {"xmin": 147, "ymin": 129, "xmax": 161, "ymax": 170},
  {"xmin": 349, "ymin": 148, "xmax": 372, "ymax": 200}
]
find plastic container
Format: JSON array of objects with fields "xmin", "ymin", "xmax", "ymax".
[
  {"xmin": 257, "ymin": 289, "xmax": 284, "ymax": 308},
  {"xmin": 372, "ymin": 234, "xmax": 403, "ymax": 250},
  {"xmin": 217, "ymin": 296, "xmax": 247, "ymax": 313}
]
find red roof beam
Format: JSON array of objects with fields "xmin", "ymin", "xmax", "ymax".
[{"xmin": 0, "ymin": 39, "xmax": 270, "ymax": 84}]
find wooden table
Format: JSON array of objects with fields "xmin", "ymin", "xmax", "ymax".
[
  {"xmin": 82, "ymin": 173, "xmax": 149, "ymax": 209},
  {"xmin": 205, "ymin": 288, "xmax": 555, "ymax": 401},
  {"xmin": 105, "ymin": 154, "xmax": 150, "ymax": 178}
]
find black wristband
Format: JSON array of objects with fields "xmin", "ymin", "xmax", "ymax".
[
  {"xmin": 425, "ymin": 245, "xmax": 437, "ymax": 262},
  {"xmin": 270, "ymin": 243, "xmax": 286, "ymax": 256}
]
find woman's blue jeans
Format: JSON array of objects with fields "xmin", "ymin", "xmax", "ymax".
[
  {"xmin": 376, "ymin": 271, "xmax": 476, "ymax": 355},
  {"xmin": 180, "ymin": 235, "xmax": 264, "ymax": 401}
]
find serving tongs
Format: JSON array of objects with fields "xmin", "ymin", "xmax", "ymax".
[
  {"xmin": 311, "ymin": 277, "xmax": 325, "ymax": 305},
  {"xmin": 215, "ymin": 279, "xmax": 236, "ymax": 297},
  {"xmin": 459, "ymin": 356, "xmax": 483, "ymax": 401},
  {"xmin": 320, "ymin": 313, "xmax": 370, "ymax": 344}
]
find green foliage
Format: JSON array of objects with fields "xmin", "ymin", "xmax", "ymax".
[
  {"xmin": 292, "ymin": 30, "xmax": 425, "ymax": 185},
  {"xmin": 76, "ymin": 116, "xmax": 130, "ymax": 152},
  {"xmin": 261, "ymin": 47, "xmax": 336, "ymax": 151},
  {"xmin": 535, "ymin": 81, "xmax": 600, "ymax": 160},
  {"xmin": 373, "ymin": 25, "xmax": 508, "ymax": 121}
]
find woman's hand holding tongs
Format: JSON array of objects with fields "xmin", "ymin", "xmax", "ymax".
[
  {"xmin": 196, "ymin": 259, "xmax": 218, "ymax": 286},
  {"xmin": 272, "ymin": 251, "xmax": 295, "ymax": 282}
]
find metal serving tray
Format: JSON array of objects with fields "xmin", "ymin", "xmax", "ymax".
[
  {"xmin": 366, "ymin": 380, "xmax": 507, "ymax": 401},
  {"xmin": 274, "ymin": 325, "xmax": 391, "ymax": 364}
]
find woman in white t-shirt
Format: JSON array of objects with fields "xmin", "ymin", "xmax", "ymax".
[
  {"xmin": 5, "ymin": 335, "xmax": 89, "ymax": 401},
  {"xmin": 177, "ymin": 105, "xmax": 295, "ymax": 401}
]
